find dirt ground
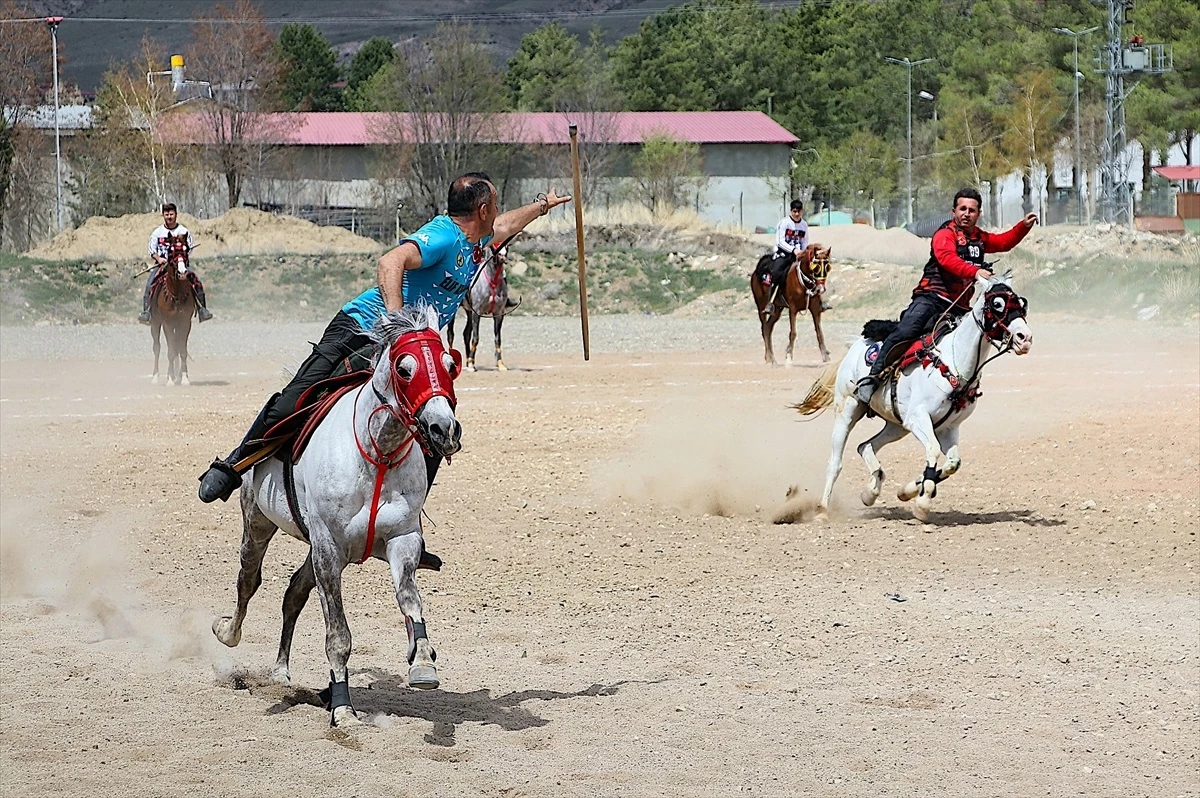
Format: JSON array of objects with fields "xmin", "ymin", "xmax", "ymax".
[{"xmin": 1, "ymin": 316, "xmax": 1197, "ymax": 798}]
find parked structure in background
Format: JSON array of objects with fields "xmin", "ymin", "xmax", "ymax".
[
  {"xmin": 1095, "ymin": 0, "xmax": 1172, "ymax": 226},
  {"xmin": 155, "ymin": 111, "xmax": 798, "ymax": 231}
]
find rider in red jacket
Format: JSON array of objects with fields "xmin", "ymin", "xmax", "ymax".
[{"xmin": 856, "ymin": 188, "xmax": 1037, "ymax": 404}]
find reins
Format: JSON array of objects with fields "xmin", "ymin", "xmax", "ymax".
[
  {"xmin": 346, "ymin": 330, "xmax": 458, "ymax": 565},
  {"xmin": 463, "ymin": 233, "xmax": 522, "ymax": 318},
  {"xmin": 351, "ymin": 382, "xmax": 418, "ymax": 565}
]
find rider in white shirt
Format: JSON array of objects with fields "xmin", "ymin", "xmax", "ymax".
[
  {"xmin": 139, "ymin": 203, "xmax": 213, "ymax": 323},
  {"xmin": 756, "ymin": 199, "xmax": 808, "ymax": 288},
  {"xmin": 775, "ymin": 200, "xmax": 809, "ymax": 260}
]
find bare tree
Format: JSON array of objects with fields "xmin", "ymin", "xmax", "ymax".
[
  {"xmin": 3, "ymin": 126, "xmax": 53, "ymax": 250},
  {"xmin": 187, "ymin": 0, "xmax": 283, "ymax": 209},
  {"xmin": 0, "ymin": 2, "xmax": 52, "ymax": 246},
  {"xmin": 371, "ymin": 22, "xmax": 510, "ymax": 217},
  {"xmin": 547, "ymin": 109, "xmax": 622, "ymax": 204}
]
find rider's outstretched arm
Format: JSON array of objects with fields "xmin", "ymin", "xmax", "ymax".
[{"xmin": 492, "ymin": 189, "xmax": 571, "ymax": 244}]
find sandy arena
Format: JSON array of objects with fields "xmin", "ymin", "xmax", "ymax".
[{"xmin": 1, "ymin": 315, "xmax": 1197, "ymax": 797}]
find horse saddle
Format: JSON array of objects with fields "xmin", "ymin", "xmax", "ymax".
[
  {"xmin": 862, "ymin": 317, "xmax": 958, "ymax": 381},
  {"xmin": 250, "ymin": 343, "xmax": 379, "ymax": 467}
]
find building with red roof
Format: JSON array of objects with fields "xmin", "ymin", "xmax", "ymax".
[{"xmin": 158, "ymin": 110, "xmax": 799, "ymax": 230}]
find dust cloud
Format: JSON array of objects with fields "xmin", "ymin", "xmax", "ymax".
[
  {"xmin": 596, "ymin": 388, "xmax": 834, "ymax": 521},
  {"xmin": 0, "ymin": 507, "xmax": 225, "ymax": 665}
]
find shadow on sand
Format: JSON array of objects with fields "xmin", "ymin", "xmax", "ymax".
[
  {"xmin": 239, "ymin": 670, "xmax": 649, "ymax": 746},
  {"xmin": 864, "ymin": 506, "xmax": 1065, "ymax": 527}
]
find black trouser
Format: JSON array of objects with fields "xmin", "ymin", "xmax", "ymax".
[
  {"xmin": 868, "ymin": 294, "xmax": 950, "ymax": 379},
  {"xmin": 266, "ymin": 310, "xmax": 370, "ymax": 429},
  {"xmin": 756, "ymin": 250, "xmax": 793, "ymax": 284}
]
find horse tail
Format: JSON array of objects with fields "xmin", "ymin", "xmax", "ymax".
[{"xmin": 791, "ymin": 354, "xmax": 844, "ymax": 417}]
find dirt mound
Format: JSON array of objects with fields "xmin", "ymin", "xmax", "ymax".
[
  {"xmin": 523, "ymin": 223, "xmax": 762, "ymax": 260},
  {"xmin": 1022, "ymin": 224, "xmax": 1198, "ymax": 263},
  {"xmin": 752, "ymin": 224, "xmax": 930, "ymax": 266},
  {"xmin": 30, "ymin": 208, "xmax": 383, "ymax": 261}
]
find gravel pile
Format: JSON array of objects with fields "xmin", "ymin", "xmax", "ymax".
[{"xmin": 1022, "ymin": 224, "xmax": 1198, "ymax": 263}]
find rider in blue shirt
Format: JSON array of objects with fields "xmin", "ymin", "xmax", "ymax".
[{"xmin": 197, "ymin": 172, "xmax": 571, "ymax": 509}]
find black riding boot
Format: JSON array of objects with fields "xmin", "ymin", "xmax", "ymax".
[
  {"xmin": 197, "ymin": 394, "xmax": 279, "ymax": 503},
  {"xmin": 191, "ymin": 278, "xmax": 213, "ymax": 322}
]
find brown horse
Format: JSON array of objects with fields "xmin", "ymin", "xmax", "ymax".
[
  {"xmin": 750, "ymin": 243, "xmax": 832, "ymax": 366},
  {"xmin": 150, "ymin": 232, "xmax": 196, "ymax": 386}
]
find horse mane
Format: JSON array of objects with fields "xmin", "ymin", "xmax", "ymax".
[{"xmin": 370, "ymin": 303, "xmax": 439, "ymax": 352}]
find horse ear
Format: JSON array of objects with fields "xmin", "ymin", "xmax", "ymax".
[{"xmin": 449, "ymin": 348, "xmax": 463, "ymax": 377}]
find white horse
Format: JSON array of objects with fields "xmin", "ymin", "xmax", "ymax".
[
  {"xmin": 448, "ymin": 242, "xmax": 517, "ymax": 372},
  {"xmin": 793, "ymin": 273, "xmax": 1033, "ymax": 520},
  {"xmin": 212, "ymin": 305, "xmax": 463, "ymax": 726}
]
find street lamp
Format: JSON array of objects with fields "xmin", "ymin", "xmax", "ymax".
[
  {"xmin": 45, "ymin": 16, "xmax": 63, "ymax": 232},
  {"xmin": 885, "ymin": 56, "xmax": 933, "ymax": 226},
  {"xmin": 1054, "ymin": 25, "xmax": 1099, "ymax": 224}
]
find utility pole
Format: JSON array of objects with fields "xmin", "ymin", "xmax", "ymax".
[
  {"xmin": 1054, "ymin": 25, "xmax": 1099, "ymax": 224},
  {"xmin": 1094, "ymin": 0, "xmax": 1171, "ymax": 226},
  {"xmin": 45, "ymin": 16, "xmax": 63, "ymax": 232},
  {"xmin": 885, "ymin": 56, "xmax": 933, "ymax": 227}
]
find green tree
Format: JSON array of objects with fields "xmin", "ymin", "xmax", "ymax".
[
  {"xmin": 998, "ymin": 68, "xmax": 1065, "ymax": 215},
  {"xmin": 346, "ymin": 60, "xmax": 404, "ymax": 111},
  {"xmin": 631, "ymin": 134, "xmax": 704, "ymax": 213},
  {"xmin": 506, "ymin": 22, "xmax": 585, "ymax": 111},
  {"xmin": 348, "ymin": 37, "xmax": 395, "ymax": 89},
  {"xmin": 610, "ymin": 0, "xmax": 773, "ymax": 113},
  {"xmin": 275, "ymin": 23, "xmax": 342, "ymax": 111}
]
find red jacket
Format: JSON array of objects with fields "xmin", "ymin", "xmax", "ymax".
[{"xmin": 916, "ymin": 220, "xmax": 1030, "ymax": 310}]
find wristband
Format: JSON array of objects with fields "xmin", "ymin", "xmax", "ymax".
[{"xmin": 536, "ymin": 193, "xmax": 549, "ymax": 216}]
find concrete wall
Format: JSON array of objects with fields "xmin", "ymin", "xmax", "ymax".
[{"xmin": 230, "ymin": 140, "xmax": 795, "ymax": 231}]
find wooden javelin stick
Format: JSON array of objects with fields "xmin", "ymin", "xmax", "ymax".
[{"xmin": 568, "ymin": 123, "xmax": 591, "ymax": 361}]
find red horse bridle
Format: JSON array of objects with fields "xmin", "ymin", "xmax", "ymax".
[{"xmin": 351, "ymin": 328, "xmax": 461, "ymax": 564}]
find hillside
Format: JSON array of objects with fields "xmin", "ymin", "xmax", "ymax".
[{"xmin": 26, "ymin": 0, "xmax": 677, "ymax": 93}]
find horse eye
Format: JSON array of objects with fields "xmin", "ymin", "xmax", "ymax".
[
  {"xmin": 992, "ymin": 297, "xmax": 1005, "ymax": 311},
  {"xmin": 394, "ymin": 356, "xmax": 416, "ymax": 380}
]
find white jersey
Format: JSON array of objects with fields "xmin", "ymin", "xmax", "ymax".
[
  {"xmin": 775, "ymin": 216, "xmax": 808, "ymax": 255},
  {"xmin": 148, "ymin": 224, "xmax": 195, "ymax": 260}
]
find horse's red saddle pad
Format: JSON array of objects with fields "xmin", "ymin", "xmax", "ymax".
[
  {"xmin": 263, "ymin": 368, "xmax": 372, "ymax": 463},
  {"xmin": 896, "ymin": 334, "xmax": 937, "ymax": 371}
]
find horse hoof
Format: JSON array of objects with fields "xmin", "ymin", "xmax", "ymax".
[
  {"xmin": 408, "ymin": 664, "xmax": 440, "ymax": 690},
  {"xmin": 269, "ymin": 666, "xmax": 291, "ymax": 685},
  {"xmin": 467, "ymin": 363, "xmax": 477, "ymax": 373},
  {"xmin": 860, "ymin": 488, "xmax": 878, "ymax": 507},
  {"xmin": 496, "ymin": 361, "xmax": 508, "ymax": 371},
  {"xmin": 181, "ymin": 375, "xmax": 190, "ymax": 386},
  {"xmin": 331, "ymin": 706, "xmax": 364, "ymax": 727},
  {"xmin": 897, "ymin": 482, "xmax": 919, "ymax": 502},
  {"xmin": 211, "ymin": 616, "xmax": 241, "ymax": 647},
  {"xmin": 784, "ymin": 358, "xmax": 793, "ymax": 368},
  {"xmin": 150, "ymin": 375, "xmax": 159, "ymax": 385},
  {"xmin": 912, "ymin": 502, "xmax": 931, "ymax": 522}
]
